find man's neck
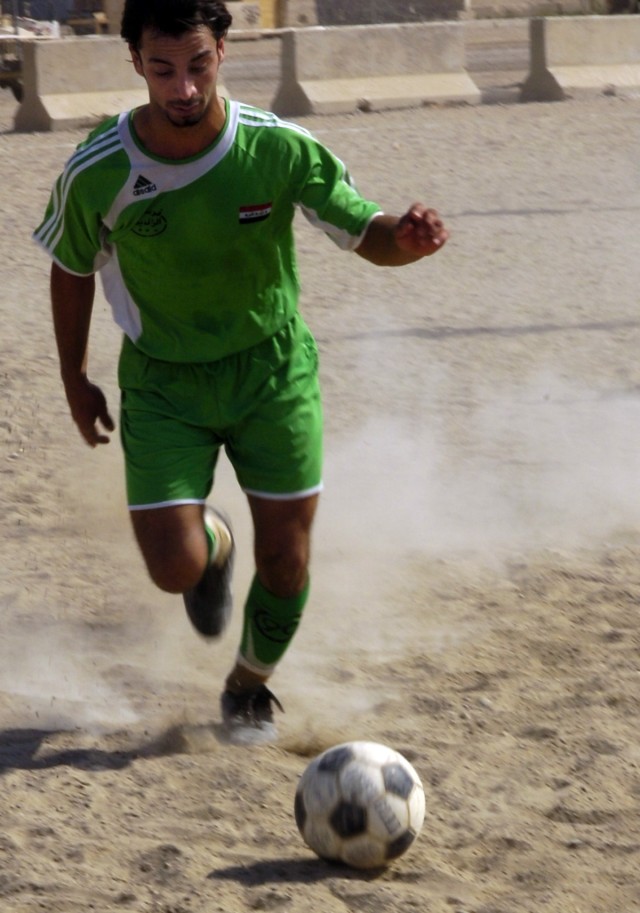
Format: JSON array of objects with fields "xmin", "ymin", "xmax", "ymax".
[{"xmin": 133, "ymin": 96, "xmax": 227, "ymax": 160}]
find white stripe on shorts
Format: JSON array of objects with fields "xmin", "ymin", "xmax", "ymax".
[
  {"xmin": 128, "ymin": 498, "xmax": 206, "ymax": 511},
  {"xmin": 241, "ymin": 482, "xmax": 323, "ymax": 501}
]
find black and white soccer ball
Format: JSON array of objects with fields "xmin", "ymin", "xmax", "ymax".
[{"xmin": 294, "ymin": 741, "xmax": 426, "ymax": 869}]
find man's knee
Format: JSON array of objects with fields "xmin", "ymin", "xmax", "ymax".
[
  {"xmin": 129, "ymin": 506, "xmax": 209, "ymax": 593},
  {"xmin": 255, "ymin": 539, "xmax": 310, "ymax": 598},
  {"xmin": 145, "ymin": 551, "xmax": 202, "ymax": 593}
]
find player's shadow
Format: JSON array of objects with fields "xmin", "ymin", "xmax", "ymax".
[
  {"xmin": 209, "ymin": 858, "xmax": 390, "ymax": 884},
  {"xmin": 0, "ymin": 723, "xmax": 215, "ymax": 774},
  {"xmin": 0, "ymin": 728, "xmax": 136, "ymax": 773},
  {"xmin": 334, "ymin": 316, "xmax": 640, "ymax": 345}
]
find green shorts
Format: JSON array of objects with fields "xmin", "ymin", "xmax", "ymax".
[{"xmin": 118, "ymin": 314, "xmax": 323, "ymax": 508}]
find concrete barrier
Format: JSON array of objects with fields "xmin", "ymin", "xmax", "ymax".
[
  {"xmin": 14, "ymin": 36, "xmax": 148, "ymax": 131},
  {"xmin": 314, "ymin": 0, "xmax": 467, "ymax": 24},
  {"xmin": 271, "ymin": 23, "xmax": 481, "ymax": 116},
  {"xmin": 13, "ymin": 34, "xmax": 233, "ymax": 132},
  {"xmin": 103, "ymin": 0, "xmax": 124, "ymax": 35},
  {"xmin": 520, "ymin": 15, "xmax": 640, "ymax": 102},
  {"xmin": 227, "ymin": 2, "xmax": 262, "ymax": 29},
  {"xmin": 461, "ymin": 16, "xmax": 530, "ymax": 48},
  {"xmin": 277, "ymin": 0, "xmax": 319, "ymax": 27}
]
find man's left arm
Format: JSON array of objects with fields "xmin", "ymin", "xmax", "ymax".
[{"xmin": 355, "ymin": 203, "xmax": 449, "ymax": 267}]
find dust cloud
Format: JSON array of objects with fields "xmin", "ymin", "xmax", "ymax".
[
  {"xmin": 284, "ymin": 373, "xmax": 640, "ymax": 716},
  {"xmin": 11, "ymin": 371, "xmax": 640, "ymax": 737},
  {"xmin": 321, "ymin": 375, "xmax": 640, "ymax": 562}
]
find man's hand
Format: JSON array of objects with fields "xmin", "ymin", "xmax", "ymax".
[
  {"xmin": 64, "ymin": 376, "xmax": 115, "ymax": 447},
  {"xmin": 395, "ymin": 203, "xmax": 449, "ymax": 257},
  {"xmin": 356, "ymin": 204, "xmax": 449, "ymax": 266}
]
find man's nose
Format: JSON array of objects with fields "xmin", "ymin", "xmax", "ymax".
[{"xmin": 173, "ymin": 73, "xmax": 197, "ymax": 99}]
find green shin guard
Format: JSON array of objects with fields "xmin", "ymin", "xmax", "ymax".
[{"xmin": 239, "ymin": 575, "xmax": 310, "ymax": 676}]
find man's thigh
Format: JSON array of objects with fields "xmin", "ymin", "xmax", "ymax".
[
  {"xmin": 118, "ymin": 338, "xmax": 221, "ymax": 508},
  {"xmin": 227, "ymin": 316, "xmax": 324, "ymax": 498},
  {"xmin": 117, "ymin": 316, "xmax": 323, "ymax": 507},
  {"xmin": 120, "ymin": 402, "xmax": 220, "ymax": 508}
]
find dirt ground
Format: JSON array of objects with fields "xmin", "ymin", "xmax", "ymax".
[{"xmin": 1, "ymin": 79, "xmax": 639, "ymax": 913}]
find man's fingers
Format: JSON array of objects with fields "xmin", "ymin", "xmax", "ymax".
[
  {"xmin": 75, "ymin": 409, "xmax": 114, "ymax": 447},
  {"xmin": 397, "ymin": 206, "xmax": 448, "ymax": 242},
  {"xmin": 396, "ymin": 209, "xmax": 449, "ymax": 253},
  {"xmin": 100, "ymin": 407, "xmax": 116, "ymax": 432},
  {"xmin": 78, "ymin": 422, "xmax": 110, "ymax": 448},
  {"xmin": 65, "ymin": 380, "xmax": 114, "ymax": 447}
]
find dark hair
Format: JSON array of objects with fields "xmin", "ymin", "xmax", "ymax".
[{"xmin": 121, "ymin": 0, "xmax": 232, "ymax": 48}]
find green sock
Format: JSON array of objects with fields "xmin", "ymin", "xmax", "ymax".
[
  {"xmin": 239, "ymin": 574, "xmax": 310, "ymax": 676},
  {"xmin": 203, "ymin": 519, "xmax": 216, "ymax": 563}
]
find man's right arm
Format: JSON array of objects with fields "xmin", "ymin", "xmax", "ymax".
[{"xmin": 51, "ymin": 262, "xmax": 115, "ymax": 447}]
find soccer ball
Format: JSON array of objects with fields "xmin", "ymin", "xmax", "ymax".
[{"xmin": 294, "ymin": 741, "xmax": 426, "ymax": 869}]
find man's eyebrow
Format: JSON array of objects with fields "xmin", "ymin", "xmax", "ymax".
[{"xmin": 147, "ymin": 49, "xmax": 214, "ymax": 65}]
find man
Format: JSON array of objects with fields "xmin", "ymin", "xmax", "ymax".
[{"xmin": 35, "ymin": 0, "xmax": 449, "ymax": 745}]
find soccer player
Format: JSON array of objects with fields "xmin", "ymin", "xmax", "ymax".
[{"xmin": 34, "ymin": 0, "xmax": 448, "ymax": 745}]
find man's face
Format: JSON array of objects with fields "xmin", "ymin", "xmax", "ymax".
[{"xmin": 131, "ymin": 26, "xmax": 224, "ymax": 128}]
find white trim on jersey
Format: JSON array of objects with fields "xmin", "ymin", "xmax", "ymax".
[
  {"xmin": 237, "ymin": 103, "xmax": 313, "ymax": 141},
  {"xmin": 35, "ymin": 124, "xmax": 122, "ymax": 254},
  {"xmin": 100, "ymin": 244, "xmax": 143, "ymax": 342},
  {"xmin": 300, "ymin": 203, "xmax": 382, "ymax": 251},
  {"xmin": 30, "ymin": 246, "xmax": 95, "ymax": 278},
  {"xmin": 103, "ymin": 103, "xmax": 241, "ymax": 229}
]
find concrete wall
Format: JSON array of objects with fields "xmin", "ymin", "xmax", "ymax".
[
  {"xmin": 14, "ymin": 35, "xmax": 147, "ymax": 131},
  {"xmin": 467, "ymin": 0, "xmax": 596, "ymax": 15},
  {"xmin": 521, "ymin": 14, "xmax": 640, "ymax": 100},
  {"xmin": 275, "ymin": 0, "xmax": 604, "ymax": 23},
  {"xmin": 103, "ymin": 0, "xmax": 123, "ymax": 35},
  {"xmin": 272, "ymin": 22, "xmax": 480, "ymax": 115},
  {"xmin": 314, "ymin": 0, "xmax": 467, "ymax": 22},
  {"xmin": 227, "ymin": 2, "xmax": 262, "ymax": 29},
  {"xmin": 276, "ymin": 0, "xmax": 319, "ymax": 26}
]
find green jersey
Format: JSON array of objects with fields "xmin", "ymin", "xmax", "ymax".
[{"xmin": 34, "ymin": 100, "xmax": 381, "ymax": 363}]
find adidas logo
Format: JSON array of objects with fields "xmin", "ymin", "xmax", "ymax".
[{"xmin": 133, "ymin": 174, "xmax": 157, "ymax": 196}]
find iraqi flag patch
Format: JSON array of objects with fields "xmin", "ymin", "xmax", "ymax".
[{"xmin": 239, "ymin": 202, "xmax": 273, "ymax": 224}]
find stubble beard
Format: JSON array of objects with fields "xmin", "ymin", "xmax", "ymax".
[{"xmin": 165, "ymin": 105, "xmax": 205, "ymax": 128}]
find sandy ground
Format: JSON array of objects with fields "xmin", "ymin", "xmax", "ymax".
[{"xmin": 1, "ymin": 76, "xmax": 640, "ymax": 913}]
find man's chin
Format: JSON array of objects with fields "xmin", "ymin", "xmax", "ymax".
[{"xmin": 166, "ymin": 107, "xmax": 204, "ymax": 127}]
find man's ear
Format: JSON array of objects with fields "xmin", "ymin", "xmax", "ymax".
[{"xmin": 129, "ymin": 44, "xmax": 144, "ymax": 77}]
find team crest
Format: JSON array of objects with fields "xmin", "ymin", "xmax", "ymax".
[{"xmin": 132, "ymin": 210, "xmax": 167, "ymax": 237}]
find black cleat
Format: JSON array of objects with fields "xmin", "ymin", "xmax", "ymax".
[{"xmin": 220, "ymin": 685, "xmax": 284, "ymax": 745}]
